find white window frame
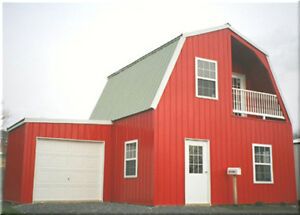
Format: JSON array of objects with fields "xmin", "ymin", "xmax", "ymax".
[
  {"xmin": 252, "ymin": 143, "xmax": 274, "ymax": 184},
  {"xmin": 124, "ymin": 139, "xmax": 138, "ymax": 178},
  {"xmin": 195, "ymin": 57, "xmax": 218, "ymax": 100}
]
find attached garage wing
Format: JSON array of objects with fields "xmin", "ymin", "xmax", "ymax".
[{"xmin": 33, "ymin": 138, "xmax": 104, "ymax": 202}]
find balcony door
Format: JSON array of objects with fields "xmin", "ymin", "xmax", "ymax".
[{"xmin": 232, "ymin": 73, "xmax": 246, "ymax": 115}]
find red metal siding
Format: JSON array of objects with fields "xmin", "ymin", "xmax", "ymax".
[
  {"xmin": 111, "ymin": 110, "xmax": 154, "ymax": 205},
  {"xmin": 4, "ymin": 125, "xmax": 26, "ymax": 202},
  {"xmin": 153, "ymin": 29, "xmax": 296, "ymax": 205},
  {"xmin": 4, "ymin": 122, "xmax": 112, "ymax": 203}
]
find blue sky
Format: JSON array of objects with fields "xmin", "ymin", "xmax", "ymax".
[{"xmin": 2, "ymin": 1, "xmax": 299, "ymax": 133}]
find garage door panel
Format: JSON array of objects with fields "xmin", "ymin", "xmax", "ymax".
[{"xmin": 33, "ymin": 139, "xmax": 104, "ymax": 202}]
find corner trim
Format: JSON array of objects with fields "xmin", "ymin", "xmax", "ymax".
[{"xmin": 150, "ymin": 36, "xmax": 186, "ymax": 109}]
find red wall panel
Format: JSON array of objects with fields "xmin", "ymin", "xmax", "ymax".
[
  {"xmin": 4, "ymin": 125, "xmax": 26, "ymax": 202},
  {"xmin": 111, "ymin": 110, "xmax": 154, "ymax": 205},
  {"xmin": 4, "ymin": 122, "xmax": 112, "ymax": 203},
  {"xmin": 153, "ymin": 29, "xmax": 296, "ymax": 205}
]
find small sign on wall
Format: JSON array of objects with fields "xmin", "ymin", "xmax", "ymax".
[{"xmin": 227, "ymin": 167, "xmax": 242, "ymax": 175}]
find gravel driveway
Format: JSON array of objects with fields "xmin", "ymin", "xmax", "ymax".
[{"xmin": 5, "ymin": 202, "xmax": 299, "ymax": 214}]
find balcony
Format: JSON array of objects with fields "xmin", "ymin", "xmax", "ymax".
[{"xmin": 232, "ymin": 88, "xmax": 284, "ymax": 119}]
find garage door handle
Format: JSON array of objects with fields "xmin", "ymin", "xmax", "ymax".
[
  {"xmin": 67, "ymin": 177, "xmax": 70, "ymax": 181},
  {"xmin": 204, "ymin": 171, "xmax": 208, "ymax": 173}
]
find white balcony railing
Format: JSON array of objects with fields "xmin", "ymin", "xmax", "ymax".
[{"xmin": 232, "ymin": 88, "xmax": 284, "ymax": 119}]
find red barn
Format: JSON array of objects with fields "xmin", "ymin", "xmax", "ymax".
[{"xmin": 4, "ymin": 24, "xmax": 297, "ymax": 206}]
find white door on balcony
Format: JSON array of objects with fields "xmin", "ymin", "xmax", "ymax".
[{"xmin": 232, "ymin": 73, "xmax": 246, "ymax": 115}]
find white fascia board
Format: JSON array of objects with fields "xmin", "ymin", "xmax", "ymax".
[
  {"xmin": 150, "ymin": 36, "xmax": 186, "ymax": 109},
  {"xmin": 183, "ymin": 23, "xmax": 230, "ymax": 38},
  {"xmin": 228, "ymin": 25, "xmax": 268, "ymax": 56},
  {"xmin": 293, "ymin": 139, "xmax": 300, "ymax": 143},
  {"xmin": 7, "ymin": 118, "xmax": 112, "ymax": 132}
]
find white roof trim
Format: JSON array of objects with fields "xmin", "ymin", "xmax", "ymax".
[
  {"xmin": 184, "ymin": 23, "xmax": 268, "ymax": 56},
  {"xmin": 150, "ymin": 36, "xmax": 186, "ymax": 109},
  {"xmin": 7, "ymin": 118, "xmax": 112, "ymax": 132},
  {"xmin": 227, "ymin": 25, "xmax": 268, "ymax": 56},
  {"xmin": 183, "ymin": 23, "xmax": 230, "ymax": 37},
  {"xmin": 294, "ymin": 139, "xmax": 300, "ymax": 143},
  {"xmin": 151, "ymin": 23, "xmax": 269, "ymax": 110}
]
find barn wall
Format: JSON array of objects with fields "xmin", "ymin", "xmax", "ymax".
[
  {"xmin": 4, "ymin": 125, "xmax": 26, "ymax": 202},
  {"xmin": 4, "ymin": 122, "xmax": 112, "ymax": 203},
  {"xmin": 111, "ymin": 110, "xmax": 154, "ymax": 205},
  {"xmin": 294, "ymin": 143, "xmax": 300, "ymax": 200},
  {"xmin": 153, "ymin": 29, "xmax": 296, "ymax": 205}
]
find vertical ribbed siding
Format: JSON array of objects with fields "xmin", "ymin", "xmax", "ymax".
[
  {"xmin": 4, "ymin": 122, "xmax": 112, "ymax": 203},
  {"xmin": 4, "ymin": 125, "xmax": 26, "ymax": 202},
  {"xmin": 111, "ymin": 110, "xmax": 154, "ymax": 205},
  {"xmin": 154, "ymin": 29, "xmax": 296, "ymax": 205}
]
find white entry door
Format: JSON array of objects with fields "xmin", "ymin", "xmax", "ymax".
[
  {"xmin": 185, "ymin": 139, "xmax": 210, "ymax": 204},
  {"xmin": 33, "ymin": 138, "xmax": 104, "ymax": 202}
]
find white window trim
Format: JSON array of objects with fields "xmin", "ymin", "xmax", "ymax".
[
  {"xmin": 252, "ymin": 143, "xmax": 274, "ymax": 184},
  {"xmin": 124, "ymin": 139, "xmax": 138, "ymax": 178},
  {"xmin": 195, "ymin": 57, "xmax": 218, "ymax": 100}
]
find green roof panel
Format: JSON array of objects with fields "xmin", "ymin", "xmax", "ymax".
[{"xmin": 90, "ymin": 36, "xmax": 180, "ymax": 121}]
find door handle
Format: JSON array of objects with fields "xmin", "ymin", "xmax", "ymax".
[{"xmin": 204, "ymin": 171, "xmax": 208, "ymax": 173}]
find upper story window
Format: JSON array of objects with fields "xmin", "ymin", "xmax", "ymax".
[
  {"xmin": 124, "ymin": 140, "xmax": 138, "ymax": 178},
  {"xmin": 252, "ymin": 144, "xmax": 273, "ymax": 184},
  {"xmin": 195, "ymin": 57, "xmax": 218, "ymax": 99}
]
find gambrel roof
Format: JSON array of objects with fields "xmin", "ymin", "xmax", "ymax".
[{"xmin": 90, "ymin": 23, "xmax": 268, "ymax": 121}]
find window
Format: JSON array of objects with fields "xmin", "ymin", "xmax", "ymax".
[
  {"xmin": 195, "ymin": 57, "xmax": 218, "ymax": 99},
  {"xmin": 124, "ymin": 140, "xmax": 138, "ymax": 178},
  {"xmin": 252, "ymin": 144, "xmax": 273, "ymax": 183},
  {"xmin": 189, "ymin": 145, "xmax": 203, "ymax": 174}
]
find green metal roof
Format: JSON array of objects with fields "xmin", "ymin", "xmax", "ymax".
[{"xmin": 90, "ymin": 36, "xmax": 181, "ymax": 121}]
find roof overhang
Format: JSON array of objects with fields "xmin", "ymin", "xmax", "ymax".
[{"xmin": 7, "ymin": 118, "xmax": 112, "ymax": 132}]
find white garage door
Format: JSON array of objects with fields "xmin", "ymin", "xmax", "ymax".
[{"xmin": 33, "ymin": 138, "xmax": 104, "ymax": 202}]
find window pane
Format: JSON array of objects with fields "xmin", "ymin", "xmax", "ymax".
[
  {"xmin": 209, "ymin": 70, "xmax": 216, "ymax": 79},
  {"xmin": 189, "ymin": 145, "xmax": 193, "ymax": 154},
  {"xmin": 126, "ymin": 160, "xmax": 136, "ymax": 176},
  {"xmin": 199, "ymin": 165, "xmax": 203, "ymax": 173},
  {"xmin": 198, "ymin": 79, "xmax": 216, "ymax": 98},
  {"xmin": 254, "ymin": 146, "xmax": 271, "ymax": 164},
  {"xmin": 255, "ymin": 165, "xmax": 271, "ymax": 182},
  {"xmin": 264, "ymin": 155, "xmax": 270, "ymax": 163},
  {"xmin": 194, "ymin": 155, "xmax": 199, "ymax": 163},
  {"xmin": 126, "ymin": 143, "xmax": 137, "ymax": 159},
  {"xmin": 189, "ymin": 145, "xmax": 203, "ymax": 174},
  {"xmin": 232, "ymin": 77, "xmax": 241, "ymax": 89},
  {"xmin": 210, "ymin": 62, "xmax": 215, "ymax": 71},
  {"xmin": 197, "ymin": 60, "xmax": 216, "ymax": 80},
  {"xmin": 203, "ymin": 61, "xmax": 209, "ymax": 70}
]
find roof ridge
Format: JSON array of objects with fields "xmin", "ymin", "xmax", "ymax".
[{"xmin": 107, "ymin": 34, "xmax": 182, "ymax": 78}]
